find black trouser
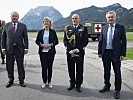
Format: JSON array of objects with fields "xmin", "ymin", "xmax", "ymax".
[
  {"xmin": 67, "ymin": 53, "xmax": 84, "ymax": 88},
  {"xmin": 39, "ymin": 53, "xmax": 55, "ymax": 83},
  {"xmin": 6, "ymin": 46, "xmax": 25, "ymax": 82},
  {"xmin": 102, "ymin": 49, "xmax": 121, "ymax": 91}
]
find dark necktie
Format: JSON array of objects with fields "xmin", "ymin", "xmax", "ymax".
[
  {"xmin": 74, "ymin": 26, "xmax": 77, "ymax": 33},
  {"xmin": 13, "ymin": 23, "xmax": 16, "ymax": 32}
]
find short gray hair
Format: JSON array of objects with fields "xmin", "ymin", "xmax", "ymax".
[
  {"xmin": 11, "ymin": 11, "xmax": 19, "ymax": 17},
  {"xmin": 106, "ymin": 11, "xmax": 116, "ymax": 18}
]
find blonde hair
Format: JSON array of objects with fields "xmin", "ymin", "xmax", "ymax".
[{"xmin": 43, "ymin": 17, "xmax": 52, "ymax": 28}]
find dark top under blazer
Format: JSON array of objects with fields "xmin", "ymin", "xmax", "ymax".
[
  {"xmin": 35, "ymin": 28, "xmax": 59, "ymax": 55},
  {"xmin": 98, "ymin": 23, "xmax": 127, "ymax": 58},
  {"xmin": 1, "ymin": 22, "xmax": 28, "ymax": 54}
]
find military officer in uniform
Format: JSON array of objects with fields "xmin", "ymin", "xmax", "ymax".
[{"xmin": 63, "ymin": 14, "xmax": 88, "ymax": 92}]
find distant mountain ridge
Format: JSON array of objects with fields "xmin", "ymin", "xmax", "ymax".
[
  {"xmin": 20, "ymin": 6, "xmax": 63, "ymax": 29},
  {"xmin": 53, "ymin": 3, "xmax": 133, "ymax": 30},
  {"xmin": 20, "ymin": 3, "xmax": 133, "ymax": 30}
]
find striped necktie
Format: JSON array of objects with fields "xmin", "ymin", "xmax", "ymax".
[{"xmin": 13, "ymin": 23, "xmax": 16, "ymax": 32}]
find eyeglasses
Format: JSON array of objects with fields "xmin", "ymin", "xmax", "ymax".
[{"xmin": 72, "ymin": 18, "xmax": 77, "ymax": 19}]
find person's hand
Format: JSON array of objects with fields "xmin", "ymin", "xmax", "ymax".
[
  {"xmin": 73, "ymin": 49, "xmax": 79, "ymax": 53},
  {"xmin": 71, "ymin": 53, "xmax": 77, "ymax": 57},
  {"xmin": 98, "ymin": 54, "xmax": 102, "ymax": 58},
  {"xmin": 69, "ymin": 49, "xmax": 78, "ymax": 57},
  {"xmin": 24, "ymin": 50, "xmax": 28, "ymax": 54},
  {"xmin": 41, "ymin": 44, "xmax": 51, "ymax": 49},
  {"xmin": 2, "ymin": 50, "xmax": 6, "ymax": 55},
  {"xmin": 120, "ymin": 56, "xmax": 125, "ymax": 61}
]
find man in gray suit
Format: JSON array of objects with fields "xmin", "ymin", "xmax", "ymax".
[{"xmin": 1, "ymin": 11, "xmax": 29, "ymax": 88}]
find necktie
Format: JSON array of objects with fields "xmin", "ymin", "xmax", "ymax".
[
  {"xmin": 108, "ymin": 24, "xmax": 113, "ymax": 49},
  {"xmin": 74, "ymin": 26, "xmax": 77, "ymax": 33},
  {"xmin": 13, "ymin": 23, "xmax": 16, "ymax": 32}
]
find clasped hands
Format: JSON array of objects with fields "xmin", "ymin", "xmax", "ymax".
[
  {"xmin": 40, "ymin": 44, "xmax": 52, "ymax": 49},
  {"xmin": 69, "ymin": 49, "xmax": 79, "ymax": 57}
]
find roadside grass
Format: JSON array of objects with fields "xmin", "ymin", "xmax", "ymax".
[
  {"xmin": 28, "ymin": 32, "xmax": 37, "ymax": 38},
  {"xmin": 126, "ymin": 48, "xmax": 133, "ymax": 60},
  {"xmin": 126, "ymin": 32, "xmax": 133, "ymax": 41}
]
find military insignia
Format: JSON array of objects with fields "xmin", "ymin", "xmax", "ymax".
[{"xmin": 78, "ymin": 28, "xmax": 84, "ymax": 31}]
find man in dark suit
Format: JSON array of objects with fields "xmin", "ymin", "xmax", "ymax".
[
  {"xmin": 0, "ymin": 20, "xmax": 6, "ymax": 64},
  {"xmin": 98, "ymin": 11, "xmax": 127, "ymax": 99},
  {"xmin": 63, "ymin": 14, "xmax": 88, "ymax": 92},
  {"xmin": 1, "ymin": 11, "xmax": 29, "ymax": 88}
]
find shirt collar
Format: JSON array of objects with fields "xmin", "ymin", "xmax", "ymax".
[
  {"xmin": 12, "ymin": 22, "xmax": 18, "ymax": 26},
  {"xmin": 73, "ymin": 24, "xmax": 79, "ymax": 28},
  {"xmin": 109, "ymin": 23, "xmax": 115, "ymax": 27}
]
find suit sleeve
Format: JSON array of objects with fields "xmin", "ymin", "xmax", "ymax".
[
  {"xmin": 23, "ymin": 24, "xmax": 29, "ymax": 49},
  {"xmin": 35, "ymin": 30, "xmax": 42, "ymax": 47},
  {"xmin": 51, "ymin": 30, "xmax": 59, "ymax": 46},
  {"xmin": 63, "ymin": 26, "xmax": 69, "ymax": 47},
  {"xmin": 1, "ymin": 26, "xmax": 7, "ymax": 49},
  {"xmin": 98, "ymin": 27, "xmax": 103, "ymax": 55},
  {"xmin": 81, "ymin": 26, "xmax": 88, "ymax": 48},
  {"xmin": 120, "ymin": 26, "xmax": 127, "ymax": 57}
]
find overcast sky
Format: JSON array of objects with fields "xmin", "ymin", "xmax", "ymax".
[{"xmin": 0, "ymin": 0, "xmax": 132, "ymax": 22}]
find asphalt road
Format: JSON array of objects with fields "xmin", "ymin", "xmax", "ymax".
[{"xmin": 0, "ymin": 37, "xmax": 132, "ymax": 100}]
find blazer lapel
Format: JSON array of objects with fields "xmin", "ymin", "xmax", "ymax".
[
  {"xmin": 49, "ymin": 29, "xmax": 52, "ymax": 43},
  {"xmin": 113, "ymin": 24, "xmax": 118, "ymax": 40},
  {"xmin": 41, "ymin": 29, "xmax": 45, "ymax": 43},
  {"xmin": 8, "ymin": 22, "xmax": 14, "ymax": 33},
  {"xmin": 104, "ymin": 25, "xmax": 108, "ymax": 41}
]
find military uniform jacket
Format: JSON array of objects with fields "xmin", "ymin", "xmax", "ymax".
[{"xmin": 63, "ymin": 24, "xmax": 88, "ymax": 55}]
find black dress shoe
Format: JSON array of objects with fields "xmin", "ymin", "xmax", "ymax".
[
  {"xmin": 1, "ymin": 62, "xmax": 5, "ymax": 64},
  {"xmin": 67, "ymin": 85, "xmax": 75, "ymax": 90},
  {"xmin": 76, "ymin": 87, "xmax": 81, "ymax": 92},
  {"xmin": 99, "ymin": 86, "xmax": 110, "ymax": 93},
  {"xmin": 1, "ymin": 60, "xmax": 5, "ymax": 64},
  {"xmin": 114, "ymin": 91, "xmax": 120, "ymax": 99},
  {"xmin": 6, "ymin": 81, "xmax": 13, "ymax": 88},
  {"xmin": 20, "ymin": 82, "xmax": 26, "ymax": 87}
]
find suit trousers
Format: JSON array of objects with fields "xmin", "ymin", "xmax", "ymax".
[
  {"xmin": 6, "ymin": 45, "xmax": 25, "ymax": 82},
  {"xmin": 102, "ymin": 49, "xmax": 121, "ymax": 91},
  {"xmin": 39, "ymin": 52, "xmax": 55, "ymax": 83},
  {"xmin": 67, "ymin": 53, "xmax": 84, "ymax": 88}
]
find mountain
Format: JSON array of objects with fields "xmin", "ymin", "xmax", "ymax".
[
  {"xmin": 20, "ymin": 3, "xmax": 133, "ymax": 30},
  {"xmin": 53, "ymin": 3, "xmax": 133, "ymax": 30},
  {"xmin": 20, "ymin": 6, "xmax": 63, "ymax": 30}
]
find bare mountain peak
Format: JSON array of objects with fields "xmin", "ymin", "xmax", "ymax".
[
  {"xmin": 107, "ymin": 3, "xmax": 122, "ymax": 8},
  {"xmin": 20, "ymin": 6, "xmax": 63, "ymax": 29},
  {"xmin": 112, "ymin": 3, "xmax": 121, "ymax": 7}
]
